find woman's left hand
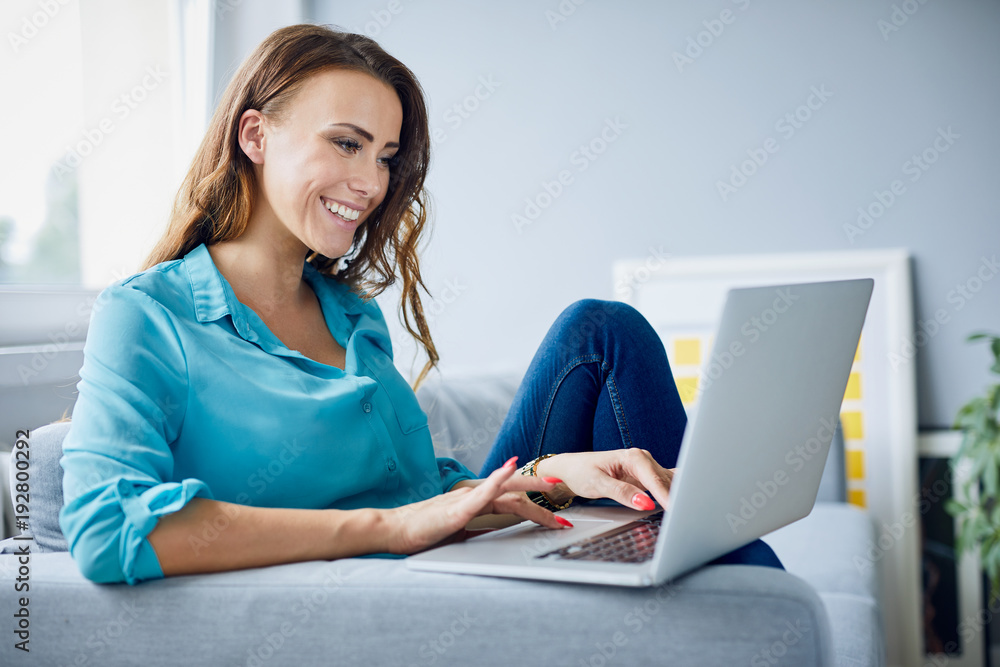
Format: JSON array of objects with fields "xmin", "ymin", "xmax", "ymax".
[{"xmin": 534, "ymin": 449, "xmax": 675, "ymax": 511}]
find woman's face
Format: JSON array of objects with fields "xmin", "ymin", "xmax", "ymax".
[{"xmin": 245, "ymin": 68, "xmax": 403, "ymax": 260}]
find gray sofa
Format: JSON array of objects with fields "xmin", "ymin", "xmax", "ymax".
[{"xmin": 0, "ymin": 373, "xmax": 884, "ymax": 666}]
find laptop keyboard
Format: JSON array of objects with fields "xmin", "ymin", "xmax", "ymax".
[{"xmin": 535, "ymin": 511, "xmax": 664, "ymax": 563}]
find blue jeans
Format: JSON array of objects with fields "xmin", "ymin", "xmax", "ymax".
[{"xmin": 479, "ymin": 299, "xmax": 783, "ymax": 570}]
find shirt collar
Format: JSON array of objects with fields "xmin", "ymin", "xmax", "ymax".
[
  {"xmin": 181, "ymin": 242, "xmax": 392, "ymax": 369},
  {"xmin": 182, "ymin": 242, "xmax": 366, "ymax": 329}
]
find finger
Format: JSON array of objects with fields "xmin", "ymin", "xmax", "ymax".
[
  {"xmin": 491, "ymin": 491, "xmax": 570, "ymax": 530},
  {"xmin": 601, "ymin": 476, "xmax": 657, "ymax": 511},
  {"xmin": 498, "ymin": 474, "xmax": 564, "ymax": 494},
  {"xmin": 458, "ymin": 456, "xmax": 519, "ymax": 510},
  {"xmin": 623, "ymin": 451, "xmax": 674, "ymax": 510}
]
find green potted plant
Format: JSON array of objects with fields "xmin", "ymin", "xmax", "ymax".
[{"xmin": 947, "ymin": 332, "xmax": 1000, "ymax": 595}]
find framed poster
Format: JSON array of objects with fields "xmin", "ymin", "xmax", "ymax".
[
  {"xmin": 613, "ymin": 248, "xmax": 920, "ymax": 667},
  {"xmin": 919, "ymin": 432, "xmax": 987, "ymax": 667}
]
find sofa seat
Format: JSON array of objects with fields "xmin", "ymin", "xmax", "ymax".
[
  {"xmin": 2, "ymin": 551, "xmax": 834, "ymax": 666},
  {"xmin": 0, "ymin": 501, "xmax": 886, "ymax": 666}
]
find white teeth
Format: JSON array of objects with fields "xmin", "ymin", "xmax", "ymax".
[{"xmin": 323, "ymin": 199, "xmax": 360, "ymax": 221}]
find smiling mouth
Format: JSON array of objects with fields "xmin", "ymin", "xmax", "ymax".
[{"xmin": 322, "ymin": 198, "xmax": 361, "ymax": 222}]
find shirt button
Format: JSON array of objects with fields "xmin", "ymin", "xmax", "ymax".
[
  {"xmin": 387, "ymin": 459, "xmax": 397, "ymax": 472},
  {"xmin": 362, "ymin": 402, "xmax": 372, "ymax": 413}
]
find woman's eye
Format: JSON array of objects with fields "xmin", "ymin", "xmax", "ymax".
[
  {"xmin": 378, "ymin": 154, "xmax": 398, "ymax": 168},
  {"xmin": 334, "ymin": 138, "xmax": 362, "ymax": 153}
]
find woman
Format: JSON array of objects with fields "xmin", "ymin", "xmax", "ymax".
[{"xmin": 59, "ymin": 24, "xmax": 781, "ymax": 585}]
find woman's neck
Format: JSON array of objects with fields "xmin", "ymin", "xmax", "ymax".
[{"xmin": 206, "ymin": 231, "xmax": 310, "ymax": 313}]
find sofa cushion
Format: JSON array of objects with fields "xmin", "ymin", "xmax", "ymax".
[
  {"xmin": 0, "ymin": 551, "xmax": 835, "ymax": 666},
  {"xmin": 765, "ymin": 503, "xmax": 884, "ymax": 667},
  {"xmin": 764, "ymin": 503, "xmax": 878, "ymax": 601},
  {"xmin": 415, "ymin": 372, "xmax": 524, "ymax": 475},
  {"xmin": 7, "ymin": 422, "xmax": 70, "ymax": 552}
]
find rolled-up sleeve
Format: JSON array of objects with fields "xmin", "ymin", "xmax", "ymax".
[
  {"xmin": 59, "ymin": 284, "xmax": 211, "ymax": 585},
  {"xmin": 436, "ymin": 457, "xmax": 478, "ymax": 493}
]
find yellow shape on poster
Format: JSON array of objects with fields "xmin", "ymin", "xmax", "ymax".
[
  {"xmin": 844, "ymin": 372, "xmax": 862, "ymax": 400},
  {"xmin": 854, "ymin": 340, "xmax": 861, "ymax": 362},
  {"xmin": 841, "ymin": 411, "xmax": 864, "ymax": 440},
  {"xmin": 675, "ymin": 376, "xmax": 699, "ymax": 405},
  {"xmin": 673, "ymin": 338, "xmax": 701, "ymax": 366},
  {"xmin": 846, "ymin": 450, "xmax": 865, "ymax": 480},
  {"xmin": 848, "ymin": 488, "xmax": 867, "ymax": 508}
]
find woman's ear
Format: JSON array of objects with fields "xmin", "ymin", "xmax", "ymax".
[{"xmin": 238, "ymin": 109, "xmax": 266, "ymax": 164}]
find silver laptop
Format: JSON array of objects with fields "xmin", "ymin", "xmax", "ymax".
[{"xmin": 407, "ymin": 278, "xmax": 874, "ymax": 587}]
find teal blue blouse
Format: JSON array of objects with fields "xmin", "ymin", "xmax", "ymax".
[{"xmin": 58, "ymin": 243, "xmax": 477, "ymax": 585}]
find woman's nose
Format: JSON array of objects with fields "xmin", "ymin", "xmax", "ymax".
[{"xmin": 349, "ymin": 158, "xmax": 383, "ymax": 198}]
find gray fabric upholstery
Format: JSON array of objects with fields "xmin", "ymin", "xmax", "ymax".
[
  {"xmin": 8, "ymin": 421, "xmax": 70, "ymax": 552},
  {"xmin": 416, "ymin": 372, "xmax": 524, "ymax": 475},
  {"xmin": 0, "ymin": 550, "xmax": 834, "ymax": 666},
  {"xmin": 766, "ymin": 504, "xmax": 885, "ymax": 667},
  {"xmin": 1, "ymin": 374, "xmax": 878, "ymax": 666}
]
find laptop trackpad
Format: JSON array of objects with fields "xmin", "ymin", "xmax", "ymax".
[{"xmin": 467, "ymin": 507, "xmax": 645, "ymax": 543}]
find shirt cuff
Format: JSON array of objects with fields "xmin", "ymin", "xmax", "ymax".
[
  {"xmin": 115, "ymin": 478, "xmax": 213, "ymax": 585},
  {"xmin": 435, "ymin": 457, "xmax": 478, "ymax": 495}
]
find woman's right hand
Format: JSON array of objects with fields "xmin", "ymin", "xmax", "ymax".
[{"xmin": 380, "ymin": 456, "xmax": 571, "ymax": 555}]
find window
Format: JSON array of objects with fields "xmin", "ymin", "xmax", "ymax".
[{"xmin": 1, "ymin": 0, "xmax": 84, "ymax": 284}]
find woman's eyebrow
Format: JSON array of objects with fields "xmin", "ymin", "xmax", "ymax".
[{"xmin": 325, "ymin": 122, "xmax": 399, "ymax": 149}]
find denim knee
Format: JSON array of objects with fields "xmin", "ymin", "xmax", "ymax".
[{"xmin": 554, "ymin": 299, "xmax": 655, "ymax": 350}]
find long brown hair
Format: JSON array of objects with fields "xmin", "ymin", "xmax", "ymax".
[{"xmin": 144, "ymin": 24, "xmax": 438, "ymax": 390}]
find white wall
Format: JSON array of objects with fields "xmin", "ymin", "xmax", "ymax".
[{"xmin": 298, "ymin": 0, "xmax": 1000, "ymax": 429}]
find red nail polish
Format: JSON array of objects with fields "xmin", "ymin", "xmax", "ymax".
[
  {"xmin": 632, "ymin": 493, "xmax": 655, "ymax": 510},
  {"xmin": 503, "ymin": 456, "xmax": 518, "ymax": 469},
  {"xmin": 542, "ymin": 477, "xmax": 562, "ymax": 484},
  {"xmin": 555, "ymin": 516, "xmax": 573, "ymax": 528}
]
